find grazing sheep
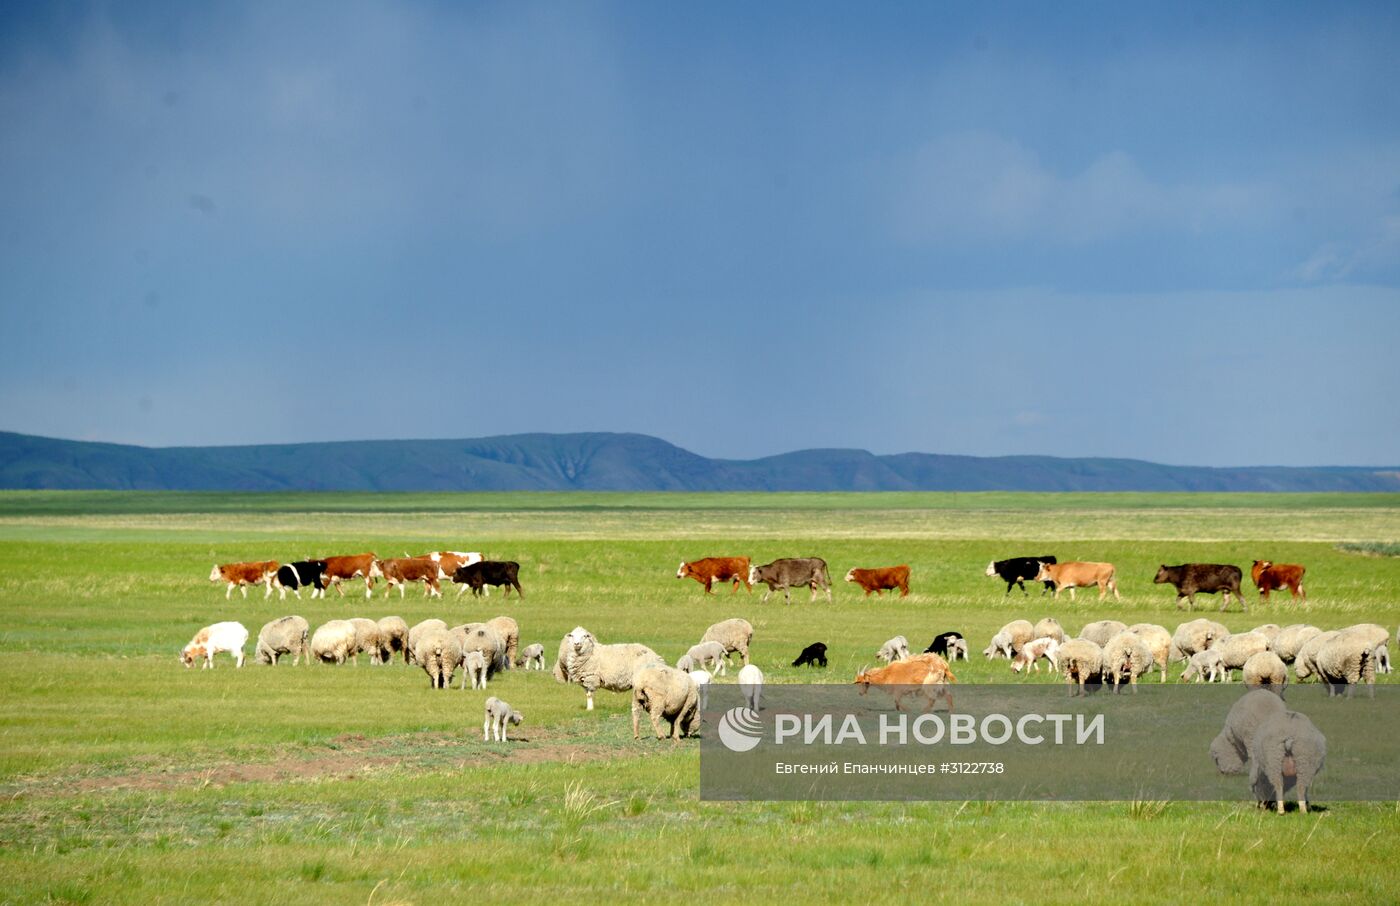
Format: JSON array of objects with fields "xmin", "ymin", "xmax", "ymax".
[
  {"xmin": 1033, "ymin": 617, "xmax": 1068, "ymax": 644},
  {"xmin": 1181, "ymin": 650, "xmax": 1225, "ymax": 683},
  {"xmin": 452, "ymin": 623, "xmax": 508, "ymax": 677},
  {"xmin": 1057, "ymin": 639, "xmax": 1103, "ymax": 697},
  {"xmin": 310, "ymin": 620, "xmax": 358, "ymax": 666},
  {"xmin": 1342, "ymin": 623, "xmax": 1391, "ymax": 677},
  {"xmin": 1011, "ymin": 637, "xmax": 1059, "ymax": 674},
  {"xmin": 553, "ymin": 627, "xmax": 665, "ymax": 711},
  {"xmin": 876, "ymin": 635, "xmax": 911, "ymax": 664},
  {"xmin": 1078, "ymin": 620, "xmax": 1129, "ymax": 648},
  {"xmin": 1249, "ymin": 624, "xmax": 1282, "ymax": 645},
  {"xmin": 1248, "ymin": 710, "xmax": 1326, "ymax": 814},
  {"xmin": 376, "ymin": 616, "xmax": 410, "ymax": 664},
  {"xmin": 516, "ymin": 643, "xmax": 546, "ymax": 670},
  {"xmin": 692, "ymin": 669, "xmax": 712, "ymax": 712},
  {"xmin": 1242, "ymin": 651, "xmax": 1288, "ymax": 692},
  {"xmin": 461, "ymin": 650, "xmax": 489, "ymax": 690},
  {"xmin": 681, "ymin": 641, "xmax": 729, "ymax": 675},
  {"xmin": 255, "ymin": 615, "xmax": 309, "ymax": 666},
  {"xmin": 792, "ymin": 642, "xmax": 828, "ymax": 668},
  {"xmin": 1292, "ymin": 631, "xmax": 1339, "ymax": 682},
  {"xmin": 405, "ymin": 619, "xmax": 447, "ymax": 666},
  {"xmin": 984, "ymin": 620, "xmax": 1035, "ymax": 659},
  {"xmin": 181, "ymin": 621, "xmax": 249, "ymax": 669},
  {"xmin": 924, "ymin": 631, "xmax": 965, "ymax": 657},
  {"xmin": 485, "ymin": 616, "xmax": 520, "ymax": 670},
  {"xmin": 483, "ymin": 695, "xmax": 523, "ymax": 741},
  {"xmin": 1377, "ymin": 644, "xmax": 1392, "ymax": 675},
  {"xmin": 1209, "ymin": 688, "xmax": 1287, "ymax": 774},
  {"xmin": 738, "ymin": 663, "xmax": 764, "ymax": 712},
  {"xmin": 1212, "ymin": 632, "xmax": 1271, "ymax": 680},
  {"xmin": 1126, "ymin": 623, "xmax": 1172, "ymax": 681},
  {"xmin": 1271, "ymin": 625, "xmax": 1322, "ymax": 664},
  {"xmin": 1101, "ymin": 631, "xmax": 1153, "ymax": 693},
  {"xmin": 417, "ymin": 628, "xmax": 464, "ymax": 689},
  {"xmin": 1316, "ymin": 626, "xmax": 1386, "ymax": 698},
  {"xmin": 347, "ymin": 618, "xmax": 382, "ymax": 665},
  {"xmin": 700, "ymin": 618, "xmax": 754, "ymax": 667},
  {"xmin": 1169, "ymin": 618, "xmax": 1229, "ymax": 664},
  {"xmin": 631, "ymin": 665, "xmax": 700, "ymax": 740},
  {"xmin": 946, "ymin": 638, "xmax": 969, "ymax": 661}
]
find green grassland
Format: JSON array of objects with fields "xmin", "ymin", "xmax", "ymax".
[{"xmin": 1, "ymin": 492, "xmax": 1399, "ymax": 904}]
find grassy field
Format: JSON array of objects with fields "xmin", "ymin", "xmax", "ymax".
[{"xmin": 1, "ymin": 491, "xmax": 1399, "ymax": 904}]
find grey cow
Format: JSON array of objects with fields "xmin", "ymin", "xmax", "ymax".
[{"xmin": 748, "ymin": 558, "xmax": 832, "ymax": 604}]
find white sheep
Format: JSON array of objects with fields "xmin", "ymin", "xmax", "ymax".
[
  {"xmin": 1212, "ymin": 631, "xmax": 1271, "ymax": 680},
  {"xmin": 738, "ymin": 663, "xmax": 764, "ymax": 711},
  {"xmin": 1270, "ymin": 624, "xmax": 1321, "ymax": 664},
  {"xmin": 460, "ymin": 650, "xmax": 489, "ymax": 690},
  {"xmin": 1181, "ymin": 649, "xmax": 1225, "ymax": 683},
  {"xmin": 517, "ymin": 643, "xmax": 546, "ymax": 670},
  {"xmin": 483, "ymin": 695, "xmax": 523, "ymax": 741},
  {"xmin": 1011, "ymin": 637, "xmax": 1059, "ymax": 674},
  {"xmin": 1169, "ymin": 618, "xmax": 1229, "ymax": 664},
  {"xmin": 631, "ymin": 665, "xmax": 700, "ymax": 740},
  {"xmin": 1249, "ymin": 623, "xmax": 1282, "ymax": 645},
  {"xmin": 1101, "ymin": 631, "xmax": 1152, "ymax": 693},
  {"xmin": 1242, "ymin": 651, "xmax": 1288, "ymax": 692},
  {"xmin": 255, "ymin": 615, "xmax": 309, "ymax": 666},
  {"xmin": 680, "ymin": 641, "xmax": 729, "ymax": 675},
  {"xmin": 700, "ymin": 618, "xmax": 754, "ymax": 667},
  {"xmin": 1316, "ymin": 626, "xmax": 1387, "ymax": 698},
  {"xmin": 1209, "ymin": 689, "xmax": 1286, "ymax": 774},
  {"xmin": 1377, "ymin": 644, "xmax": 1392, "ymax": 675},
  {"xmin": 1292, "ymin": 631, "xmax": 1338, "ymax": 682},
  {"xmin": 417, "ymin": 628, "xmax": 463, "ymax": 689},
  {"xmin": 452, "ymin": 623, "xmax": 508, "ymax": 678},
  {"xmin": 405, "ymin": 619, "xmax": 447, "ymax": 666},
  {"xmin": 1248, "ymin": 710, "xmax": 1326, "ymax": 814},
  {"xmin": 1033, "ymin": 617, "xmax": 1067, "ymax": 643},
  {"xmin": 552, "ymin": 626, "xmax": 665, "ymax": 711},
  {"xmin": 1078, "ymin": 620, "xmax": 1129, "ymax": 648},
  {"xmin": 181, "ymin": 621, "xmax": 248, "ymax": 669},
  {"xmin": 310, "ymin": 620, "xmax": 358, "ymax": 666},
  {"xmin": 485, "ymin": 616, "xmax": 519, "ymax": 670},
  {"xmin": 691, "ymin": 669, "xmax": 713, "ymax": 713},
  {"xmin": 946, "ymin": 638, "xmax": 969, "ymax": 662},
  {"xmin": 876, "ymin": 635, "xmax": 911, "ymax": 664},
  {"xmin": 1126, "ymin": 623, "xmax": 1172, "ymax": 681},
  {"xmin": 1057, "ymin": 639, "xmax": 1102, "ymax": 697},
  {"xmin": 347, "ymin": 617, "xmax": 382, "ymax": 665},
  {"xmin": 984, "ymin": 620, "xmax": 1034, "ymax": 659},
  {"xmin": 376, "ymin": 616, "xmax": 410, "ymax": 664}
]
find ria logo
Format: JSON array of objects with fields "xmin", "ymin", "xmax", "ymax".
[{"xmin": 717, "ymin": 707, "xmax": 763, "ymax": 752}]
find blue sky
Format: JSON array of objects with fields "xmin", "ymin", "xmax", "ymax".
[{"xmin": 0, "ymin": 1, "xmax": 1397, "ymax": 465}]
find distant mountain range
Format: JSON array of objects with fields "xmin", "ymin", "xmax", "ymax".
[{"xmin": 1, "ymin": 430, "xmax": 1397, "ymax": 492}]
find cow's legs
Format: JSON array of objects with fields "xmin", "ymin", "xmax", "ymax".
[
  {"xmin": 225, "ymin": 583, "xmax": 234, "ymax": 599},
  {"xmin": 1068, "ymin": 587, "xmax": 1076, "ymax": 601},
  {"xmin": 240, "ymin": 585, "xmax": 248, "ymax": 599}
]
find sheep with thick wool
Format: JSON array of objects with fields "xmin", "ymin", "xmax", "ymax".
[
  {"xmin": 1292, "ymin": 631, "xmax": 1338, "ymax": 682},
  {"xmin": 1057, "ymin": 639, "xmax": 1103, "ymax": 697},
  {"xmin": 255, "ymin": 615, "xmax": 309, "ymax": 666},
  {"xmin": 1101, "ymin": 631, "xmax": 1153, "ymax": 693},
  {"xmin": 1033, "ymin": 617, "xmax": 1067, "ymax": 643},
  {"xmin": 347, "ymin": 618, "xmax": 382, "ymax": 665},
  {"xmin": 1126, "ymin": 623, "xmax": 1172, "ymax": 681},
  {"xmin": 1248, "ymin": 710, "xmax": 1326, "ymax": 814},
  {"xmin": 376, "ymin": 616, "xmax": 410, "ymax": 664},
  {"xmin": 631, "ymin": 665, "xmax": 700, "ymax": 740},
  {"xmin": 485, "ymin": 616, "xmax": 519, "ymax": 670},
  {"xmin": 452, "ymin": 623, "xmax": 508, "ymax": 679},
  {"xmin": 553, "ymin": 627, "xmax": 665, "ymax": 711},
  {"xmin": 700, "ymin": 618, "xmax": 753, "ymax": 667},
  {"xmin": 1213, "ymin": 631, "xmax": 1271, "ymax": 679},
  {"xmin": 1242, "ymin": 651, "xmax": 1288, "ymax": 692},
  {"xmin": 405, "ymin": 619, "xmax": 447, "ymax": 666},
  {"xmin": 1169, "ymin": 618, "xmax": 1229, "ymax": 664},
  {"xmin": 877, "ymin": 635, "xmax": 911, "ymax": 664},
  {"xmin": 416, "ymin": 628, "xmax": 463, "ymax": 689},
  {"xmin": 984, "ymin": 620, "xmax": 1034, "ymax": 659},
  {"xmin": 310, "ymin": 620, "xmax": 358, "ymax": 665},
  {"xmin": 1250, "ymin": 624, "xmax": 1282, "ymax": 645},
  {"xmin": 461, "ymin": 650, "xmax": 489, "ymax": 690},
  {"xmin": 1316, "ymin": 625, "xmax": 1387, "ymax": 697},
  {"xmin": 1271, "ymin": 625, "xmax": 1322, "ymax": 664},
  {"xmin": 1209, "ymin": 689, "xmax": 1286, "ymax": 774},
  {"xmin": 1078, "ymin": 620, "xmax": 1129, "ymax": 648}
]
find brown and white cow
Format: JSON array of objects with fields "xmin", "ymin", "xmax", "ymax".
[
  {"xmin": 1034, "ymin": 561, "xmax": 1121, "ymax": 601},
  {"xmin": 209, "ymin": 561, "xmax": 279, "ymax": 599},
  {"xmin": 676, "ymin": 557, "xmax": 751, "ymax": 594},
  {"xmin": 844, "ymin": 565, "xmax": 911, "ymax": 597},
  {"xmin": 423, "ymin": 550, "xmax": 484, "ymax": 580},
  {"xmin": 374, "ymin": 557, "xmax": 442, "ymax": 598},
  {"xmin": 322, "ymin": 553, "xmax": 379, "ymax": 598},
  {"xmin": 1252, "ymin": 561, "xmax": 1306, "ymax": 602}
]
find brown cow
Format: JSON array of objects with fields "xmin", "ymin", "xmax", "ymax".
[
  {"xmin": 322, "ymin": 553, "xmax": 378, "ymax": 599},
  {"xmin": 421, "ymin": 551, "xmax": 483, "ymax": 580},
  {"xmin": 373, "ymin": 557, "xmax": 442, "ymax": 598},
  {"xmin": 1034, "ymin": 561, "xmax": 1120, "ymax": 601},
  {"xmin": 844, "ymin": 565, "xmax": 911, "ymax": 597},
  {"xmin": 853, "ymin": 653, "xmax": 956, "ymax": 712},
  {"xmin": 208, "ymin": 561, "xmax": 279, "ymax": 599},
  {"xmin": 676, "ymin": 557, "xmax": 751, "ymax": 594},
  {"xmin": 1252, "ymin": 561, "xmax": 1306, "ymax": 602}
]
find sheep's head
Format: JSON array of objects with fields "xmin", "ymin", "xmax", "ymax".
[
  {"xmin": 181, "ymin": 644, "xmax": 205, "ymax": 668},
  {"xmin": 567, "ymin": 627, "xmax": 596, "ymax": 658},
  {"xmin": 509, "ymin": 710, "xmax": 523, "ymax": 726}
]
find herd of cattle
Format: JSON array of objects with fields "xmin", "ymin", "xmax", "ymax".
[{"xmin": 209, "ymin": 552, "xmax": 523, "ymax": 600}]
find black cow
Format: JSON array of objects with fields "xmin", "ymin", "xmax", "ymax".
[
  {"xmin": 1153, "ymin": 563, "xmax": 1246, "ymax": 612},
  {"xmin": 274, "ymin": 559, "xmax": 327, "ymax": 600},
  {"xmin": 985, "ymin": 556, "xmax": 1058, "ymax": 595},
  {"xmin": 923, "ymin": 631, "xmax": 964, "ymax": 657},
  {"xmin": 453, "ymin": 560, "xmax": 523, "ymax": 598},
  {"xmin": 792, "ymin": 642, "xmax": 828, "ymax": 668},
  {"xmin": 749, "ymin": 557, "xmax": 832, "ymax": 604}
]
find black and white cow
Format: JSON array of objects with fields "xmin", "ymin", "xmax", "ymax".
[
  {"xmin": 748, "ymin": 557, "xmax": 832, "ymax": 604},
  {"xmin": 274, "ymin": 559, "xmax": 328, "ymax": 600},
  {"xmin": 453, "ymin": 560, "xmax": 523, "ymax": 598},
  {"xmin": 985, "ymin": 555, "xmax": 1058, "ymax": 595}
]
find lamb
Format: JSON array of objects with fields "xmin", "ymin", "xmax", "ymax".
[
  {"xmin": 1248, "ymin": 710, "xmax": 1326, "ymax": 814},
  {"xmin": 1057, "ymin": 639, "xmax": 1102, "ymax": 697},
  {"xmin": 1101, "ymin": 631, "xmax": 1153, "ymax": 693},
  {"xmin": 1212, "ymin": 631, "xmax": 1271, "ymax": 680},
  {"xmin": 983, "ymin": 620, "xmax": 1035, "ymax": 659},
  {"xmin": 310, "ymin": 620, "xmax": 358, "ymax": 666},
  {"xmin": 452, "ymin": 623, "xmax": 508, "ymax": 678},
  {"xmin": 461, "ymin": 650, "xmax": 489, "ymax": 690},
  {"xmin": 738, "ymin": 663, "xmax": 764, "ymax": 712},
  {"xmin": 405, "ymin": 619, "xmax": 447, "ymax": 666},
  {"xmin": 1271, "ymin": 624, "xmax": 1322, "ymax": 664},
  {"xmin": 946, "ymin": 638, "xmax": 969, "ymax": 661},
  {"xmin": 417, "ymin": 628, "xmax": 463, "ymax": 689},
  {"xmin": 792, "ymin": 642, "xmax": 829, "ymax": 668},
  {"xmin": 691, "ymin": 669, "xmax": 712, "ymax": 712},
  {"xmin": 483, "ymin": 695, "xmax": 523, "ymax": 741},
  {"xmin": 1078, "ymin": 620, "xmax": 1129, "ymax": 648},
  {"xmin": 516, "ymin": 643, "xmax": 546, "ymax": 670},
  {"xmin": 552, "ymin": 627, "xmax": 665, "ymax": 711},
  {"xmin": 376, "ymin": 616, "xmax": 410, "ymax": 664},
  {"xmin": 631, "ymin": 665, "xmax": 700, "ymax": 740},
  {"xmin": 347, "ymin": 618, "xmax": 382, "ymax": 665},
  {"xmin": 1377, "ymin": 644, "xmax": 1392, "ymax": 675},
  {"xmin": 1181, "ymin": 650, "xmax": 1225, "ymax": 683},
  {"xmin": 485, "ymin": 616, "xmax": 519, "ymax": 670},
  {"xmin": 1292, "ymin": 631, "xmax": 1338, "ymax": 682},
  {"xmin": 679, "ymin": 641, "xmax": 729, "ymax": 675},
  {"xmin": 1316, "ymin": 626, "xmax": 1386, "ymax": 698},
  {"xmin": 700, "ymin": 618, "xmax": 754, "ymax": 667},
  {"xmin": 1126, "ymin": 623, "xmax": 1172, "ymax": 681},
  {"xmin": 1169, "ymin": 618, "xmax": 1229, "ymax": 664},
  {"xmin": 876, "ymin": 635, "xmax": 911, "ymax": 664},
  {"xmin": 254, "ymin": 615, "xmax": 309, "ymax": 666},
  {"xmin": 1242, "ymin": 651, "xmax": 1288, "ymax": 691},
  {"xmin": 1010, "ymin": 637, "xmax": 1059, "ymax": 674},
  {"xmin": 924, "ymin": 631, "xmax": 964, "ymax": 657},
  {"xmin": 181, "ymin": 621, "xmax": 249, "ymax": 669},
  {"xmin": 1033, "ymin": 617, "xmax": 1067, "ymax": 643},
  {"xmin": 1209, "ymin": 688, "xmax": 1287, "ymax": 774}
]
